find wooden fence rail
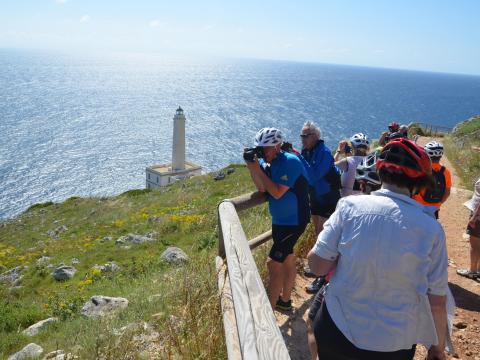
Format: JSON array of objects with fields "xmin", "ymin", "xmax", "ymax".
[{"xmin": 216, "ymin": 191, "xmax": 290, "ymax": 360}]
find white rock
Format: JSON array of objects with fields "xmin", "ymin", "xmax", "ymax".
[
  {"xmin": 115, "ymin": 233, "xmax": 157, "ymax": 245},
  {"xmin": 47, "ymin": 225, "xmax": 68, "ymax": 239},
  {"xmin": 102, "ymin": 262, "xmax": 120, "ymax": 273},
  {"xmin": 160, "ymin": 247, "xmax": 188, "ymax": 264},
  {"xmin": 43, "ymin": 350, "xmax": 64, "ymax": 360},
  {"xmin": 8, "ymin": 343, "xmax": 43, "ymax": 360},
  {"xmin": 52, "ymin": 266, "xmax": 76, "ymax": 281},
  {"xmin": 92, "ymin": 262, "xmax": 120, "ymax": 274},
  {"xmin": 23, "ymin": 317, "xmax": 58, "ymax": 336},
  {"xmin": 0, "ymin": 266, "xmax": 23, "ymax": 285},
  {"xmin": 81, "ymin": 295, "xmax": 128, "ymax": 317}
]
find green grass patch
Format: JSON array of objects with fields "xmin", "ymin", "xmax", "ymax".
[
  {"xmin": 0, "ymin": 165, "xmax": 263, "ymax": 358},
  {"xmin": 26, "ymin": 201, "xmax": 54, "ymax": 212},
  {"xmin": 444, "ymin": 116, "xmax": 480, "ymax": 187},
  {"xmin": 408, "ymin": 123, "xmax": 446, "ymax": 137},
  {"xmin": 451, "ymin": 116, "xmax": 480, "ymax": 138},
  {"xmin": 121, "ymin": 189, "xmax": 153, "ymax": 197}
]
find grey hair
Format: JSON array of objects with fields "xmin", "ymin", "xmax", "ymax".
[{"xmin": 302, "ymin": 121, "xmax": 322, "ymax": 139}]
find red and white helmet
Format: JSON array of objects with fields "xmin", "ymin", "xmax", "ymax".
[
  {"xmin": 424, "ymin": 141, "xmax": 444, "ymax": 158},
  {"xmin": 388, "ymin": 122, "xmax": 400, "ymax": 132},
  {"xmin": 377, "ymin": 138, "xmax": 432, "ymax": 178}
]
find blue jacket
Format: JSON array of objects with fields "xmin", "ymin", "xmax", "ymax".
[{"xmin": 300, "ymin": 140, "xmax": 334, "ymax": 197}]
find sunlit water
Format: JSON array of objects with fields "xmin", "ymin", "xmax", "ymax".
[{"xmin": 1, "ymin": 49, "xmax": 480, "ymax": 219}]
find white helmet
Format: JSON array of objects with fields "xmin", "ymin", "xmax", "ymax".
[
  {"xmin": 356, "ymin": 152, "xmax": 381, "ymax": 186},
  {"xmin": 424, "ymin": 141, "xmax": 444, "ymax": 158},
  {"xmin": 254, "ymin": 128, "xmax": 284, "ymax": 147},
  {"xmin": 350, "ymin": 133, "xmax": 370, "ymax": 148}
]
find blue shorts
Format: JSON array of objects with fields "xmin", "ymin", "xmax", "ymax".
[{"xmin": 269, "ymin": 223, "xmax": 307, "ymax": 263}]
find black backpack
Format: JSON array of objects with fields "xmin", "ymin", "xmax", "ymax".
[
  {"xmin": 325, "ymin": 165, "xmax": 342, "ymax": 191},
  {"xmin": 423, "ymin": 166, "xmax": 446, "ymax": 203}
]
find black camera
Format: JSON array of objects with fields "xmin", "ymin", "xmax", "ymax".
[
  {"xmin": 243, "ymin": 147, "xmax": 265, "ymax": 162},
  {"xmin": 281, "ymin": 141, "xmax": 293, "ymax": 153},
  {"xmin": 344, "ymin": 144, "xmax": 352, "ymax": 154}
]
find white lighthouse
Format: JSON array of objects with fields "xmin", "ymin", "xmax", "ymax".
[
  {"xmin": 172, "ymin": 107, "xmax": 186, "ymax": 170},
  {"xmin": 145, "ymin": 107, "xmax": 202, "ymax": 188}
]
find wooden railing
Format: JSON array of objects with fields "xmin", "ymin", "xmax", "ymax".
[{"xmin": 216, "ymin": 191, "xmax": 291, "ymax": 360}]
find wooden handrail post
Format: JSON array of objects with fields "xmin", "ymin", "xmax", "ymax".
[
  {"xmin": 216, "ymin": 256, "xmax": 241, "ymax": 359},
  {"xmin": 218, "ymin": 208, "xmax": 226, "ymax": 258},
  {"xmin": 217, "ymin": 194, "xmax": 290, "ymax": 359},
  {"xmin": 224, "ymin": 191, "xmax": 268, "ymax": 212}
]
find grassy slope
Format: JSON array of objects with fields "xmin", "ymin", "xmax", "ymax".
[
  {"xmin": 443, "ymin": 115, "xmax": 480, "ymax": 187},
  {"xmin": 0, "ymin": 165, "xmax": 276, "ymax": 359}
]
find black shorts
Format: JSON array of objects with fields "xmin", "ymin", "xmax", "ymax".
[
  {"xmin": 310, "ymin": 190, "xmax": 340, "ymax": 218},
  {"xmin": 269, "ymin": 223, "xmax": 307, "ymax": 263},
  {"xmin": 313, "ymin": 303, "xmax": 416, "ymax": 360},
  {"xmin": 467, "ymin": 212, "xmax": 480, "ymax": 237}
]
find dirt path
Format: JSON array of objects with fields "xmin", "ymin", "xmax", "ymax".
[{"xmin": 277, "ymin": 137, "xmax": 480, "ymax": 360}]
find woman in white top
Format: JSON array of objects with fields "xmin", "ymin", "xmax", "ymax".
[
  {"xmin": 307, "ymin": 138, "xmax": 448, "ymax": 360},
  {"xmin": 334, "ymin": 133, "xmax": 370, "ymax": 197},
  {"xmin": 457, "ymin": 177, "xmax": 480, "ymax": 279}
]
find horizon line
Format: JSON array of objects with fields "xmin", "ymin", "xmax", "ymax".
[{"xmin": 1, "ymin": 46, "xmax": 480, "ymax": 78}]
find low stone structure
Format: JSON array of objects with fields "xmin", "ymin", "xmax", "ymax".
[
  {"xmin": 22, "ymin": 317, "xmax": 57, "ymax": 336},
  {"xmin": 160, "ymin": 247, "xmax": 188, "ymax": 264},
  {"xmin": 8, "ymin": 343, "xmax": 43, "ymax": 360},
  {"xmin": 52, "ymin": 266, "xmax": 76, "ymax": 281},
  {"xmin": 81, "ymin": 295, "xmax": 128, "ymax": 317}
]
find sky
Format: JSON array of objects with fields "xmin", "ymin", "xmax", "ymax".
[{"xmin": 1, "ymin": 0, "xmax": 479, "ymax": 75}]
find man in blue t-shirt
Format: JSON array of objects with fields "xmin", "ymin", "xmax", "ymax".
[{"xmin": 244, "ymin": 127, "xmax": 310, "ymax": 311}]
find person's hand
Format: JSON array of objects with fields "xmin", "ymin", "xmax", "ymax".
[
  {"xmin": 426, "ymin": 346, "xmax": 446, "ymax": 360},
  {"xmin": 337, "ymin": 140, "xmax": 348, "ymax": 152},
  {"xmin": 468, "ymin": 216, "xmax": 477, "ymax": 228},
  {"xmin": 245, "ymin": 158, "xmax": 260, "ymax": 172}
]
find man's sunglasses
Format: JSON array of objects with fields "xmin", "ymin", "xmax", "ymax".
[{"xmin": 300, "ymin": 133, "xmax": 314, "ymax": 138}]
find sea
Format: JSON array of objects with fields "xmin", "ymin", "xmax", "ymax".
[{"xmin": 1, "ymin": 49, "xmax": 480, "ymax": 219}]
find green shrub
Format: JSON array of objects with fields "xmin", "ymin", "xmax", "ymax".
[
  {"xmin": 0, "ymin": 300, "xmax": 43, "ymax": 332},
  {"xmin": 26, "ymin": 201, "xmax": 54, "ymax": 212},
  {"xmin": 408, "ymin": 124, "xmax": 426, "ymax": 137},
  {"xmin": 444, "ymin": 116, "xmax": 480, "ymax": 186},
  {"xmin": 196, "ymin": 231, "xmax": 217, "ymax": 250},
  {"xmin": 0, "ymin": 332, "xmax": 27, "ymax": 357},
  {"xmin": 452, "ymin": 116, "xmax": 480, "ymax": 138},
  {"xmin": 121, "ymin": 189, "xmax": 152, "ymax": 197},
  {"xmin": 47, "ymin": 292, "xmax": 87, "ymax": 321}
]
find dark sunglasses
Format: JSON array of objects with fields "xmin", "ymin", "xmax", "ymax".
[{"xmin": 300, "ymin": 133, "xmax": 314, "ymax": 138}]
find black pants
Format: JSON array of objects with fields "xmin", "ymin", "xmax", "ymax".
[{"xmin": 313, "ymin": 302, "xmax": 416, "ymax": 360}]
